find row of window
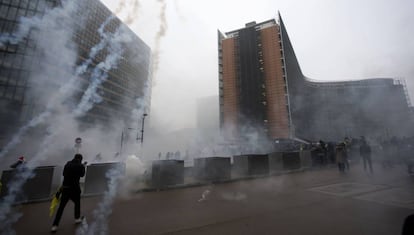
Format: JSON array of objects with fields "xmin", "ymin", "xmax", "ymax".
[
  {"xmin": 0, "ymin": 0, "xmax": 52, "ymax": 21},
  {"xmin": 0, "ymin": 83, "xmax": 25, "ymax": 102}
]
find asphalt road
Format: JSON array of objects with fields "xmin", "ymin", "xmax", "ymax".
[{"xmin": 12, "ymin": 162, "xmax": 414, "ymax": 234}]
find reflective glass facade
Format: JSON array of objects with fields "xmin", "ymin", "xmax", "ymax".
[{"xmin": 0, "ymin": 0, "xmax": 151, "ymax": 143}]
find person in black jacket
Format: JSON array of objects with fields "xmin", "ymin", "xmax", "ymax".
[{"xmin": 51, "ymin": 154, "xmax": 86, "ymax": 232}]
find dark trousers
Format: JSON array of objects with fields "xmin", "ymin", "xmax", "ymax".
[{"xmin": 52, "ymin": 187, "xmax": 81, "ymax": 226}]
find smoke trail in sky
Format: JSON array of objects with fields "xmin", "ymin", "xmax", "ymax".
[
  {"xmin": 152, "ymin": 0, "xmax": 168, "ymax": 79},
  {"xmin": 0, "ymin": 3, "xmax": 129, "ymax": 233},
  {"xmin": 74, "ymin": 25, "xmax": 128, "ymax": 117},
  {"xmin": 74, "ymin": 15, "xmax": 115, "ymax": 76},
  {"xmin": 0, "ymin": 111, "xmax": 50, "ymax": 160},
  {"xmin": 0, "ymin": 6, "xmax": 117, "ymax": 161},
  {"xmin": 0, "ymin": 17, "xmax": 39, "ymax": 47},
  {"xmin": 0, "ymin": 0, "xmax": 81, "ymax": 161},
  {"xmin": 114, "ymin": 0, "xmax": 127, "ymax": 14},
  {"xmin": 124, "ymin": 1, "xmax": 141, "ymax": 25}
]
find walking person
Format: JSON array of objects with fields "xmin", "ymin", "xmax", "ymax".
[
  {"xmin": 51, "ymin": 154, "xmax": 86, "ymax": 233},
  {"xmin": 335, "ymin": 142, "xmax": 347, "ymax": 173},
  {"xmin": 343, "ymin": 137, "xmax": 351, "ymax": 171},
  {"xmin": 360, "ymin": 136, "xmax": 373, "ymax": 173}
]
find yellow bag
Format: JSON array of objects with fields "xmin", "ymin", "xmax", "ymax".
[
  {"xmin": 49, "ymin": 187, "xmax": 62, "ymax": 217},
  {"xmin": 49, "ymin": 196, "xmax": 60, "ymax": 217}
]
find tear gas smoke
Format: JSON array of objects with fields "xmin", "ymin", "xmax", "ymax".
[
  {"xmin": 151, "ymin": 0, "xmax": 168, "ymax": 79},
  {"xmin": 0, "ymin": 111, "xmax": 50, "ymax": 160},
  {"xmin": 0, "ymin": 0, "xmax": 83, "ymax": 162},
  {"xmin": 0, "ymin": 3, "xmax": 127, "ymax": 162},
  {"xmin": 114, "ymin": 0, "xmax": 127, "ymax": 14},
  {"xmin": 77, "ymin": 165, "xmax": 124, "ymax": 235},
  {"xmin": 0, "ymin": 17, "xmax": 39, "ymax": 46},
  {"xmin": 74, "ymin": 26, "xmax": 127, "ymax": 116},
  {"xmin": 0, "ymin": 1, "xmax": 143, "ymax": 231},
  {"xmin": 0, "ymin": 166, "xmax": 34, "ymax": 235},
  {"xmin": 124, "ymin": 1, "xmax": 141, "ymax": 25},
  {"xmin": 0, "ymin": 132, "xmax": 58, "ymax": 234},
  {"xmin": 198, "ymin": 189, "xmax": 211, "ymax": 202}
]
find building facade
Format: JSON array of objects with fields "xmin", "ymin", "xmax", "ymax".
[
  {"xmin": 0, "ymin": 0, "xmax": 151, "ymax": 144},
  {"xmin": 218, "ymin": 15, "xmax": 413, "ymax": 142}
]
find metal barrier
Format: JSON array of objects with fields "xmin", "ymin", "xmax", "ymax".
[
  {"xmin": 0, "ymin": 166, "xmax": 62, "ymax": 202},
  {"xmin": 151, "ymin": 160, "xmax": 184, "ymax": 188},
  {"xmin": 233, "ymin": 154, "xmax": 269, "ymax": 177},
  {"xmin": 83, "ymin": 162, "xmax": 125, "ymax": 195},
  {"xmin": 194, "ymin": 157, "xmax": 231, "ymax": 182}
]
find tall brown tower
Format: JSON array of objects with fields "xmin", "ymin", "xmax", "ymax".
[{"xmin": 218, "ymin": 19, "xmax": 291, "ymax": 141}]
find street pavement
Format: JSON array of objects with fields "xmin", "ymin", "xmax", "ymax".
[{"xmin": 13, "ymin": 162, "xmax": 414, "ymax": 234}]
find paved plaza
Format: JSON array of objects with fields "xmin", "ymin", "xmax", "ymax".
[{"xmin": 13, "ymin": 162, "xmax": 414, "ymax": 234}]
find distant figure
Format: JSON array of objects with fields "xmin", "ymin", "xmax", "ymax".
[
  {"xmin": 343, "ymin": 137, "xmax": 351, "ymax": 171},
  {"xmin": 158, "ymin": 152, "xmax": 162, "ymax": 159},
  {"xmin": 359, "ymin": 137, "xmax": 373, "ymax": 173},
  {"xmin": 10, "ymin": 156, "xmax": 26, "ymax": 169},
  {"xmin": 336, "ymin": 143, "xmax": 347, "ymax": 173},
  {"xmin": 319, "ymin": 140, "xmax": 328, "ymax": 165},
  {"xmin": 51, "ymin": 154, "xmax": 86, "ymax": 233}
]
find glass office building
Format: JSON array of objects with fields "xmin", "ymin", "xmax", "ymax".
[{"xmin": 0, "ymin": 0, "xmax": 151, "ymax": 145}]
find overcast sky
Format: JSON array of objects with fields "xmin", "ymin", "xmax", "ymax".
[{"xmin": 100, "ymin": 0, "xmax": 414, "ymax": 132}]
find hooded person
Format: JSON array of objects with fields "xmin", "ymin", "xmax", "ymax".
[{"xmin": 51, "ymin": 154, "xmax": 87, "ymax": 233}]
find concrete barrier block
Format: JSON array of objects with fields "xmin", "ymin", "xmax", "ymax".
[
  {"xmin": 233, "ymin": 154, "xmax": 269, "ymax": 177},
  {"xmin": 0, "ymin": 166, "xmax": 62, "ymax": 202},
  {"xmin": 84, "ymin": 162, "xmax": 125, "ymax": 195},
  {"xmin": 282, "ymin": 152, "xmax": 301, "ymax": 170},
  {"xmin": 194, "ymin": 157, "xmax": 231, "ymax": 182},
  {"xmin": 151, "ymin": 160, "xmax": 184, "ymax": 188},
  {"xmin": 300, "ymin": 150, "xmax": 312, "ymax": 169},
  {"xmin": 268, "ymin": 152, "xmax": 284, "ymax": 172}
]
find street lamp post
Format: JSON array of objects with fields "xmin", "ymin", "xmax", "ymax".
[{"xmin": 138, "ymin": 113, "xmax": 148, "ymax": 147}]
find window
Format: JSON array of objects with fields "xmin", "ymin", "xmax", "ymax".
[
  {"xmin": 0, "ymin": 85, "xmax": 5, "ymax": 96},
  {"xmin": 20, "ymin": 0, "xmax": 29, "ymax": 8},
  {"xmin": 28, "ymin": 0, "xmax": 38, "ymax": 10},
  {"xmin": 5, "ymin": 86, "xmax": 15, "ymax": 99},
  {"xmin": 14, "ymin": 87, "xmax": 24, "ymax": 101},
  {"xmin": 10, "ymin": 0, "xmax": 20, "ymax": 7},
  {"xmin": 17, "ymin": 8, "xmax": 26, "ymax": 18},
  {"xmin": 7, "ymin": 7, "xmax": 18, "ymax": 20},
  {"xmin": 0, "ymin": 5, "xmax": 9, "ymax": 19}
]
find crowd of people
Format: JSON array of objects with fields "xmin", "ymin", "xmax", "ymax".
[{"xmin": 309, "ymin": 135, "xmax": 414, "ymax": 175}]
